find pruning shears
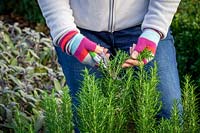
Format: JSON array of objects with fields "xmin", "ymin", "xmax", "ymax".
[{"xmin": 89, "ymin": 52, "xmax": 109, "ymax": 68}]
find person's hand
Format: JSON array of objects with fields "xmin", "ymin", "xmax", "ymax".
[
  {"xmin": 122, "ymin": 29, "xmax": 161, "ymax": 68},
  {"xmin": 59, "ymin": 30, "xmax": 106, "ymax": 66}
]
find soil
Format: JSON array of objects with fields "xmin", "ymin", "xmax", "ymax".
[{"xmin": 0, "ymin": 13, "xmax": 49, "ymax": 35}]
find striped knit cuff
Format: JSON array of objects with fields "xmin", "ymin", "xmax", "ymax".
[
  {"xmin": 59, "ymin": 30, "xmax": 78, "ymax": 53},
  {"xmin": 140, "ymin": 29, "xmax": 161, "ymax": 45},
  {"xmin": 67, "ymin": 34, "xmax": 85, "ymax": 55}
]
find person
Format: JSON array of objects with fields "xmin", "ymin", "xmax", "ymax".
[{"xmin": 38, "ymin": 0, "xmax": 182, "ymax": 132}]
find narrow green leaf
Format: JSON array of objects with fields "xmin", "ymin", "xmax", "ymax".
[
  {"xmin": 34, "ymin": 113, "xmax": 44, "ymax": 132},
  {"xmin": 10, "ymin": 58, "xmax": 18, "ymax": 66},
  {"xmin": 53, "ymin": 78, "xmax": 61, "ymax": 91},
  {"xmin": 8, "ymin": 75, "xmax": 24, "ymax": 88},
  {"xmin": 2, "ymin": 32, "xmax": 14, "ymax": 47},
  {"xmin": 28, "ymin": 49, "xmax": 40, "ymax": 60}
]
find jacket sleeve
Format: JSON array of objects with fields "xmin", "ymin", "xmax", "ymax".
[
  {"xmin": 141, "ymin": 0, "xmax": 181, "ymax": 39},
  {"xmin": 37, "ymin": 0, "xmax": 78, "ymax": 45}
]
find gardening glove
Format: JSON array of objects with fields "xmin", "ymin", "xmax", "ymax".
[
  {"xmin": 132, "ymin": 29, "xmax": 161, "ymax": 64},
  {"xmin": 122, "ymin": 29, "xmax": 161, "ymax": 68},
  {"xmin": 59, "ymin": 30, "xmax": 104, "ymax": 66}
]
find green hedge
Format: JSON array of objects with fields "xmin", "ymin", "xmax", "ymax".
[{"xmin": 172, "ymin": 0, "xmax": 200, "ymax": 84}]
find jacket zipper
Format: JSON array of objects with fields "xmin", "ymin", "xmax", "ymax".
[{"xmin": 108, "ymin": 0, "xmax": 115, "ymax": 32}]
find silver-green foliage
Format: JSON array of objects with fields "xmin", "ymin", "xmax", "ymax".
[{"xmin": 0, "ymin": 21, "xmax": 64, "ymax": 132}]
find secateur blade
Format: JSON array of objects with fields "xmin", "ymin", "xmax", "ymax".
[
  {"xmin": 99, "ymin": 52, "xmax": 109, "ymax": 68},
  {"xmin": 89, "ymin": 51, "xmax": 109, "ymax": 68}
]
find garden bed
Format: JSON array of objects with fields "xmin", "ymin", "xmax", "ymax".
[{"xmin": 0, "ymin": 21, "xmax": 199, "ymax": 133}]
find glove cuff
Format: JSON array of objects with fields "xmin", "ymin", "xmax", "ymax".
[
  {"xmin": 140, "ymin": 29, "xmax": 161, "ymax": 46},
  {"xmin": 67, "ymin": 33, "xmax": 85, "ymax": 55},
  {"xmin": 59, "ymin": 30, "xmax": 78, "ymax": 53}
]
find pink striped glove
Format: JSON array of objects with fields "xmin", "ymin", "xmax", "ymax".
[
  {"xmin": 133, "ymin": 29, "xmax": 161, "ymax": 64},
  {"xmin": 59, "ymin": 31, "xmax": 102, "ymax": 66}
]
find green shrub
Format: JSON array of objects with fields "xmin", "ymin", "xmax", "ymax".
[
  {"xmin": 77, "ymin": 52, "xmax": 133, "ymax": 132},
  {"xmin": 0, "ymin": 21, "xmax": 64, "ymax": 132},
  {"xmin": 182, "ymin": 76, "xmax": 199, "ymax": 132},
  {"xmin": 11, "ymin": 87, "xmax": 73, "ymax": 133},
  {"xmin": 77, "ymin": 51, "xmax": 200, "ymax": 133},
  {"xmin": 171, "ymin": 0, "xmax": 200, "ymax": 115},
  {"xmin": 13, "ymin": 107, "xmax": 34, "ymax": 133},
  {"xmin": 172, "ymin": 0, "xmax": 200, "ymax": 85},
  {"xmin": 42, "ymin": 87, "xmax": 73, "ymax": 133},
  {"xmin": 131, "ymin": 63, "xmax": 161, "ymax": 132},
  {"xmin": 0, "ymin": 0, "xmax": 44, "ymax": 23}
]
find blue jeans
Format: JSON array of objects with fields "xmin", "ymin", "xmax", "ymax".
[{"xmin": 54, "ymin": 26, "xmax": 182, "ymax": 130}]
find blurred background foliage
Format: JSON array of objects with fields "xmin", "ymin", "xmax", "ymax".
[
  {"xmin": 172, "ymin": 0, "xmax": 200, "ymax": 85},
  {"xmin": 171, "ymin": 0, "xmax": 200, "ymax": 106},
  {"xmin": 0, "ymin": 0, "xmax": 44, "ymax": 23}
]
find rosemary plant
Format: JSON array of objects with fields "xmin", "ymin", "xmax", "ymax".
[
  {"xmin": 182, "ymin": 76, "xmax": 199, "ymax": 132},
  {"xmin": 157, "ymin": 101, "xmax": 183, "ymax": 133},
  {"xmin": 77, "ymin": 69, "xmax": 108, "ymax": 133},
  {"xmin": 157, "ymin": 118, "xmax": 171, "ymax": 133},
  {"xmin": 42, "ymin": 87, "xmax": 73, "ymax": 133},
  {"xmin": 169, "ymin": 101, "xmax": 182, "ymax": 133},
  {"xmin": 100, "ymin": 51, "xmax": 134, "ymax": 132},
  {"xmin": 157, "ymin": 76, "xmax": 200, "ymax": 133},
  {"xmin": 77, "ymin": 51, "xmax": 133, "ymax": 132},
  {"xmin": 131, "ymin": 63, "xmax": 161, "ymax": 133},
  {"xmin": 10, "ymin": 50, "xmax": 200, "ymax": 133},
  {"xmin": 60, "ymin": 87, "xmax": 74, "ymax": 132},
  {"xmin": 42, "ymin": 90, "xmax": 61, "ymax": 132},
  {"xmin": 13, "ymin": 107, "xmax": 34, "ymax": 133}
]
